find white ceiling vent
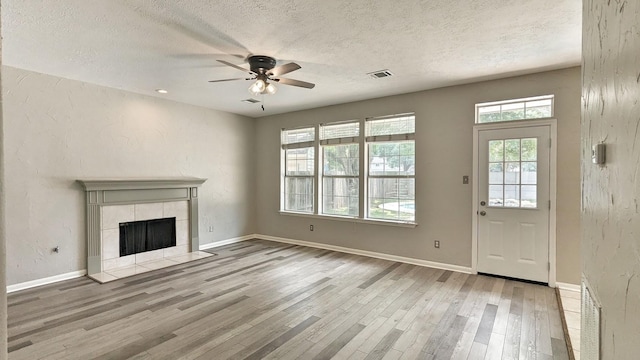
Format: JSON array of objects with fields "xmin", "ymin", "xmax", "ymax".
[
  {"xmin": 367, "ymin": 70, "xmax": 394, "ymax": 79},
  {"xmin": 241, "ymin": 98, "xmax": 261, "ymax": 104}
]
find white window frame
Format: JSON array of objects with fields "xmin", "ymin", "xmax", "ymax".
[
  {"xmin": 475, "ymin": 95, "xmax": 555, "ymax": 124},
  {"xmin": 319, "ymin": 121, "xmax": 360, "ymax": 218},
  {"xmin": 280, "ymin": 114, "xmax": 416, "ymax": 227},
  {"xmin": 365, "ymin": 114, "xmax": 416, "ymax": 223},
  {"xmin": 281, "ymin": 127, "xmax": 316, "ymax": 214}
]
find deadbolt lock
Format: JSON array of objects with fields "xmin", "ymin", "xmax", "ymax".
[{"xmin": 480, "ymin": 201, "xmax": 486, "ymax": 206}]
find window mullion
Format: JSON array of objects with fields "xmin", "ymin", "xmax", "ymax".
[
  {"xmin": 359, "ymin": 117, "xmax": 366, "ymax": 219},
  {"xmin": 313, "ymin": 124, "xmax": 320, "ymax": 215}
]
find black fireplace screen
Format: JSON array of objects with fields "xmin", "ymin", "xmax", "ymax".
[{"xmin": 119, "ymin": 217, "xmax": 177, "ymax": 257}]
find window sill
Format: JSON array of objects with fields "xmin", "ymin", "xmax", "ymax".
[{"xmin": 278, "ymin": 211, "xmax": 417, "ymax": 228}]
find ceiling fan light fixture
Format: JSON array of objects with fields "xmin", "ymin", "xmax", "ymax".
[
  {"xmin": 265, "ymin": 82, "xmax": 277, "ymax": 95},
  {"xmin": 248, "ymin": 79, "xmax": 266, "ymax": 96}
]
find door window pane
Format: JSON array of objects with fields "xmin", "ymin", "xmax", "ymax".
[
  {"xmin": 504, "ymin": 185, "xmax": 520, "ymax": 207},
  {"xmin": 487, "ymin": 137, "xmax": 538, "ymax": 208},
  {"xmin": 505, "ymin": 162, "xmax": 520, "ymax": 184},
  {"xmin": 521, "ymin": 138, "xmax": 537, "ymax": 161},
  {"xmin": 489, "ymin": 140, "xmax": 504, "ymax": 162},
  {"xmin": 489, "ymin": 185, "xmax": 504, "ymax": 206},
  {"xmin": 505, "ymin": 139, "xmax": 520, "ymax": 161},
  {"xmin": 521, "ymin": 162, "xmax": 537, "ymax": 184},
  {"xmin": 489, "ymin": 163, "xmax": 504, "ymax": 184},
  {"xmin": 521, "ymin": 185, "xmax": 537, "ymax": 208}
]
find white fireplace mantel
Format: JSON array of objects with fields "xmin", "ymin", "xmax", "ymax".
[{"xmin": 77, "ymin": 177, "xmax": 207, "ymax": 277}]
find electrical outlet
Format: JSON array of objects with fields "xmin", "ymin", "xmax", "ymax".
[
  {"xmin": 310, "ymin": 225, "xmax": 314, "ymax": 231},
  {"xmin": 208, "ymin": 226, "xmax": 214, "ymax": 232},
  {"xmin": 434, "ymin": 240, "xmax": 440, "ymax": 248}
]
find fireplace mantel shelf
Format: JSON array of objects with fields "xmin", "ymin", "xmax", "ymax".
[{"xmin": 77, "ymin": 177, "xmax": 207, "ymax": 191}]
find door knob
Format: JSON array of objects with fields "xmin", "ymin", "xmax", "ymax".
[{"xmin": 479, "ymin": 211, "xmax": 486, "ymax": 216}]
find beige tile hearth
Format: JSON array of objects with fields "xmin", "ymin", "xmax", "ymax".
[
  {"xmin": 104, "ymin": 264, "xmax": 152, "ymax": 278},
  {"xmin": 167, "ymin": 251, "xmax": 212, "ymax": 263},
  {"xmin": 89, "ymin": 251, "xmax": 214, "ymax": 283},
  {"xmin": 138, "ymin": 259, "xmax": 180, "ymax": 271}
]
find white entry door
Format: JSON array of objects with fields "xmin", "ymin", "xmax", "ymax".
[{"xmin": 477, "ymin": 125, "xmax": 550, "ymax": 283}]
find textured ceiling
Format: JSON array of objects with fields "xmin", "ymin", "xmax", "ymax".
[{"xmin": 2, "ymin": 0, "xmax": 582, "ymax": 117}]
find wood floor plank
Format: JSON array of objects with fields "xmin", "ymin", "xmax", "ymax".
[
  {"xmin": 449, "ymin": 329, "xmax": 476, "ymax": 360},
  {"xmin": 430, "ymin": 314, "xmax": 469, "ymax": 359},
  {"xmin": 520, "ymin": 284, "xmax": 538, "ymax": 360},
  {"xmin": 364, "ymin": 328, "xmax": 403, "ymax": 360},
  {"xmin": 358, "ymin": 262, "xmax": 403, "ymax": 289},
  {"xmin": 474, "ymin": 304, "xmax": 498, "ymax": 345},
  {"xmin": 312, "ymin": 323, "xmax": 366, "ymax": 360},
  {"xmin": 243, "ymin": 315, "xmax": 321, "ymax": 360},
  {"xmin": 6, "ymin": 239, "xmax": 568, "ymax": 360},
  {"xmin": 502, "ymin": 314, "xmax": 522, "ymax": 359},
  {"xmin": 484, "ymin": 332, "xmax": 506, "ymax": 360}
]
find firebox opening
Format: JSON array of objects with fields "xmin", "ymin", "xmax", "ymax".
[{"xmin": 119, "ymin": 217, "xmax": 177, "ymax": 257}]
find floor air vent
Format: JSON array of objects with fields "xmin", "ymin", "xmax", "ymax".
[{"xmin": 581, "ymin": 279, "xmax": 601, "ymax": 360}]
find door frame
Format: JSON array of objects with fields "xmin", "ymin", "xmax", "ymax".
[{"xmin": 471, "ymin": 119, "xmax": 558, "ymax": 287}]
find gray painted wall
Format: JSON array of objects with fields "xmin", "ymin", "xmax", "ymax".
[
  {"xmin": 256, "ymin": 67, "xmax": 582, "ymax": 284},
  {"xmin": 2, "ymin": 66, "xmax": 256, "ymax": 285},
  {"xmin": 582, "ymin": 0, "xmax": 640, "ymax": 357}
]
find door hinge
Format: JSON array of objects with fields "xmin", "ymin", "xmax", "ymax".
[
  {"xmin": 549, "ymin": 200, "xmax": 551, "ymax": 210},
  {"xmin": 548, "ymin": 262, "xmax": 551, "ymax": 271}
]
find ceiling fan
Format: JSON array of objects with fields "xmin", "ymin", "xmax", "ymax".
[{"xmin": 209, "ymin": 55, "xmax": 315, "ymax": 96}]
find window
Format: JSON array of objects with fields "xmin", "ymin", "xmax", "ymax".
[
  {"xmin": 488, "ymin": 138, "xmax": 537, "ymax": 208},
  {"xmin": 282, "ymin": 127, "xmax": 315, "ymax": 213},
  {"xmin": 366, "ymin": 114, "xmax": 415, "ymax": 222},
  {"xmin": 320, "ymin": 122, "xmax": 360, "ymax": 217},
  {"xmin": 281, "ymin": 113, "xmax": 416, "ymax": 224},
  {"xmin": 476, "ymin": 95, "xmax": 554, "ymax": 123}
]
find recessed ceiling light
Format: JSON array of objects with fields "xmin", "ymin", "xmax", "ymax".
[{"xmin": 155, "ymin": 89, "xmax": 168, "ymax": 94}]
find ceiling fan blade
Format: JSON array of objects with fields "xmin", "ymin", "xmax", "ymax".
[
  {"xmin": 217, "ymin": 60, "xmax": 255, "ymax": 74},
  {"xmin": 208, "ymin": 78, "xmax": 248, "ymax": 83},
  {"xmin": 275, "ymin": 78, "xmax": 315, "ymax": 89},
  {"xmin": 267, "ymin": 62, "xmax": 301, "ymax": 77}
]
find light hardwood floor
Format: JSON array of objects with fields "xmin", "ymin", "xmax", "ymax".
[{"xmin": 7, "ymin": 239, "xmax": 570, "ymax": 359}]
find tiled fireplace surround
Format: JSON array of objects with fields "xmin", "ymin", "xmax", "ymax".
[
  {"xmin": 77, "ymin": 178, "xmax": 209, "ymax": 283},
  {"xmin": 101, "ymin": 201, "xmax": 190, "ymax": 269}
]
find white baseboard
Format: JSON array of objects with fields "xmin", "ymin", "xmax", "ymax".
[
  {"xmin": 7, "ymin": 234, "xmax": 257, "ymax": 293},
  {"xmin": 7, "ymin": 270, "xmax": 87, "ymax": 294},
  {"xmin": 556, "ymin": 282, "xmax": 580, "ymax": 292},
  {"xmin": 199, "ymin": 234, "xmax": 256, "ymax": 250},
  {"xmin": 7, "ymin": 233, "xmax": 470, "ymax": 293},
  {"xmin": 255, "ymin": 234, "xmax": 472, "ymax": 274}
]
